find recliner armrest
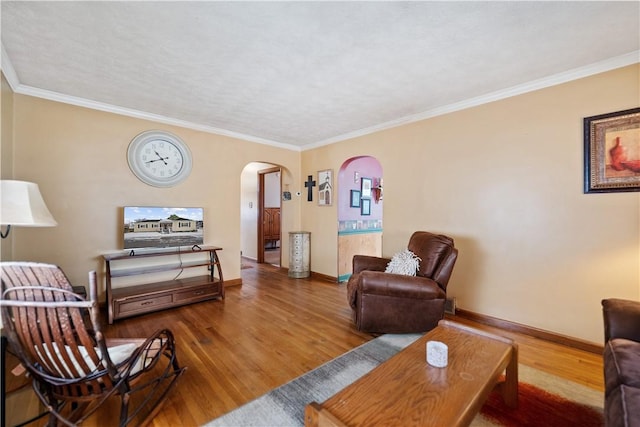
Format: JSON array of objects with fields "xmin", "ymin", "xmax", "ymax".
[
  {"xmin": 602, "ymin": 298, "xmax": 640, "ymax": 343},
  {"xmin": 352, "ymin": 255, "xmax": 391, "ymax": 275},
  {"xmin": 358, "ymin": 271, "xmax": 446, "ymax": 300}
]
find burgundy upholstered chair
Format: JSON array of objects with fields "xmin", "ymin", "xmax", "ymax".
[{"xmin": 346, "ymin": 231, "xmax": 458, "ymax": 334}]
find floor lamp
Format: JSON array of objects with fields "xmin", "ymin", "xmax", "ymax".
[
  {"xmin": 1, "ymin": 180, "xmax": 57, "ymax": 427},
  {"xmin": 0, "ymin": 180, "xmax": 57, "ymax": 239}
]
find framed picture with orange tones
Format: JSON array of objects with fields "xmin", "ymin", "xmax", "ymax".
[{"xmin": 584, "ymin": 107, "xmax": 640, "ymax": 193}]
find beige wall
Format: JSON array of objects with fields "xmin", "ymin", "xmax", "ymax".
[
  {"xmin": 3, "ymin": 65, "xmax": 639, "ymax": 344},
  {"xmin": 302, "ymin": 64, "xmax": 640, "ymax": 344},
  {"xmin": 1, "ymin": 74, "xmax": 15, "ymax": 259},
  {"xmin": 6, "ymin": 95, "xmax": 301, "ymax": 295}
]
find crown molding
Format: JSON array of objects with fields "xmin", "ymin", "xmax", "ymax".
[
  {"xmin": 14, "ymin": 84, "xmax": 302, "ymax": 151},
  {"xmin": 1, "ymin": 44, "xmax": 20, "ymax": 91},
  {"xmin": 29, "ymin": 88, "xmax": 302, "ymax": 151},
  {"xmin": 302, "ymin": 50, "xmax": 640, "ymax": 151},
  {"xmin": 0, "ymin": 47, "xmax": 301, "ymax": 152}
]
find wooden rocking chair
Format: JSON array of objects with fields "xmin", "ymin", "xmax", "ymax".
[{"xmin": 0, "ymin": 262, "xmax": 186, "ymax": 426}]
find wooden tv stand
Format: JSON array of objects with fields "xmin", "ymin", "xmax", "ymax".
[{"xmin": 103, "ymin": 246, "xmax": 224, "ymax": 324}]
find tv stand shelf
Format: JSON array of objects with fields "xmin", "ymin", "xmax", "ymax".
[{"xmin": 103, "ymin": 246, "xmax": 224, "ymax": 324}]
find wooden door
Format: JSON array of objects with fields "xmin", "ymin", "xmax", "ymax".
[
  {"xmin": 257, "ymin": 167, "xmax": 281, "ymax": 263},
  {"xmin": 264, "ymin": 208, "xmax": 280, "ymax": 242}
]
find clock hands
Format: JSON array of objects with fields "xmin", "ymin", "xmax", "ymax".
[
  {"xmin": 146, "ymin": 157, "xmax": 169, "ymax": 164},
  {"xmin": 154, "ymin": 150, "xmax": 168, "ymax": 165},
  {"xmin": 145, "ymin": 151, "xmax": 169, "ymax": 165}
]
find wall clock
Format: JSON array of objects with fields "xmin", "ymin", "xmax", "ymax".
[{"xmin": 127, "ymin": 130, "xmax": 192, "ymax": 187}]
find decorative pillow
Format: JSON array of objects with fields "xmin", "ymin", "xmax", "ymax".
[{"xmin": 385, "ymin": 250, "xmax": 421, "ymax": 276}]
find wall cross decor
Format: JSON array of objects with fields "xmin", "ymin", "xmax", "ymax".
[{"xmin": 304, "ymin": 175, "xmax": 316, "ymax": 201}]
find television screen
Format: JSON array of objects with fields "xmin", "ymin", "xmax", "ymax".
[{"xmin": 123, "ymin": 206, "xmax": 204, "ymax": 250}]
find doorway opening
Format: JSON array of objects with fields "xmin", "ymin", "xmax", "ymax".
[
  {"xmin": 240, "ymin": 162, "xmax": 282, "ymax": 268},
  {"xmin": 259, "ymin": 167, "xmax": 281, "ymax": 266}
]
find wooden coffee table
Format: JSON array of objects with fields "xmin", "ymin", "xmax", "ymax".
[{"xmin": 305, "ymin": 320, "xmax": 518, "ymax": 427}]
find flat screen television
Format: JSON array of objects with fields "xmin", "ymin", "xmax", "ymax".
[{"xmin": 123, "ymin": 206, "xmax": 204, "ymax": 250}]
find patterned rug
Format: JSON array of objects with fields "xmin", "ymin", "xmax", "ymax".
[
  {"xmin": 206, "ymin": 334, "xmax": 603, "ymax": 427},
  {"xmin": 473, "ymin": 364, "xmax": 603, "ymax": 427}
]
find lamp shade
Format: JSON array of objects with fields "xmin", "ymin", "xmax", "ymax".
[{"xmin": 0, "ymin": 180, "xmax": 57, "ymax": 227}]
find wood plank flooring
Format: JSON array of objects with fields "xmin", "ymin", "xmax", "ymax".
[{"xmin": 4, "ymin": 258, "xmax": 604, "ymax": 426}]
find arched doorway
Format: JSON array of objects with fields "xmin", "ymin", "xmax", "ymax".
[{"xmin": 337, "ymin": 156, "xmax": 383, "ymax": 282}]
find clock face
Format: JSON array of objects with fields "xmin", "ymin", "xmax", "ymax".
[
  {"xmin": 139, "ymin": 139, "xmax": 183, "ymax": 178},
  {"xmin": 127, "ymin": 131, "xmax": 192, "ymax": 187}
]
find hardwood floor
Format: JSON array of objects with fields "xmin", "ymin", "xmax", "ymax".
[
  {"xmin": 5, "ymin": 259, "xmax": 604, "ymax": 426},
  {"xmin": 263, "ymin": 247, "xmax": 281, "ymax": 266}
]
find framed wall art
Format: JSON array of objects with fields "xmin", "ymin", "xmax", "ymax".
[
  {"xmin": 584, "ymin": 107, "xmax": 640, "ymax": 193},
  {"xmin": 318, "ymin": 169, "xmax": 333, "ymax": 206},
  {"xmin": 361, "ymin": 177, "xmax": 372, "ymax": 198},
  {"xmin": 361, "ymin": 198, "xmax": 371, "ymax": 216},
  {"xmin": 350, "ymin": 189, "xmax": 361, "ymax": 208}
]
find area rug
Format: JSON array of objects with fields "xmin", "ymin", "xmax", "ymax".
[
  {"xmin": 205, "ymin": 334, "xmax": 604, "ymax": 427},
  {"xmin": 472, "ymin": 364, "xmax": 603, "ymax": 427}
]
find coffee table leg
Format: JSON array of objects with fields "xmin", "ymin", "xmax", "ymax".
[
  {"xmin": 305, "ymin": 402, "xmax": 347, "ymax": 427},
  {"xmin": 502, "ymin": 344, "xmax": 519, "ymax": 408}
]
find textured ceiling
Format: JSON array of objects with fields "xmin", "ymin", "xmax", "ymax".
[{"xmin": 2, "ymin": 1, "xmax": 639, "ymax": 150}]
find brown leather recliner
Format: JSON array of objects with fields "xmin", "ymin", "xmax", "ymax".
[
  {"xmin": 346, "ymin": 231, "xmax": 458, "ymax": 334},
  {"xmin": 602, "ymin": 298, "xmax": 640, "ymax": 427}
]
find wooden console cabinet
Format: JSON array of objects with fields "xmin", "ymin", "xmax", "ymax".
[
  {"xmin": 103, "ymin": 246, "xmax": 224, "ymax": 324},
  {"xmin": 263, "ymin": 207, "xmax": 281, "ymax": 245}
]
